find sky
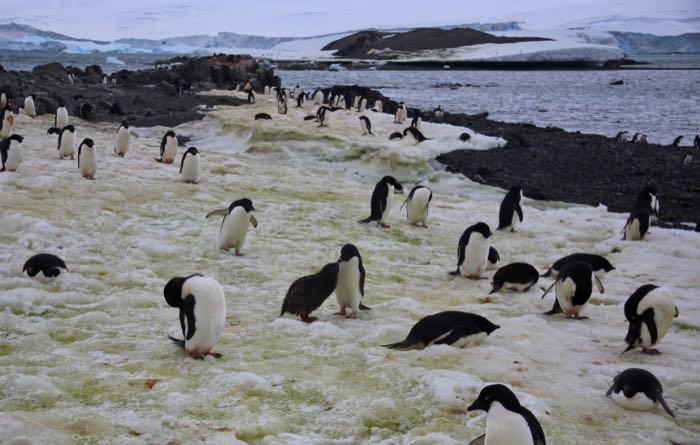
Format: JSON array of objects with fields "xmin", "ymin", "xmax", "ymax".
[{"xmin": 1, "ymin": 0, "xmax": 698, "ymax": 40}]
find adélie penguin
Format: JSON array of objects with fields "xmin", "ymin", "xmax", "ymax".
[
  {"xmin": 383, "ymin": 311, "xmax": 499, "ymax": 350},
  {"xmin": 497, "ymin": 186, "xmax": 524, "ymax": 232},
  {"xmin": 359, "ymin": 116, "xmax": 373, "ymax": 135},
  {"xmin": 486, "ymin": 246, "xmax": 500, "ymax": 270},
  {"xmin": 77, "ymin": 138, "xmax": 97, "ymax": 179},
  {"xmin": 541, "ymin": 253, "xmax": 614, "ymax": 281},
  {"xmin": 0, "ymin": 134, "xmax": 23, "ymax": 172},
  {"xmin": 0, "ymin": 107, "xmax": 16, "ymax": 139},
  {"xmin": 205, "ymin": 198, "xmax": 258, "ymax": 256},
  {"xmin": 449, "ymin": 222, "xmax": 492, "ymax": 279},
  {"xmin": 541, "ymin": 261, "xmax": 604, "ymax": 319},
  {"xmin": 623, "ymin": 284, "xmax": 678, "ymax": 355},
  {"xmin": 359, "ymin": 176, "xmax": 404, "ymax": 228},
  {"xmin": 164, "ymin": 274, "xmax": 226, "ymax": 359},
  {"xmin": 335, "ymin": 244, "xmax": 370, "ymax": 318},
  {"xmin": 113, "ymin": 121, "xmax": 130, "ymax": 157},
  {"xmin": 23, "ymin": 253, "xmax": 68, "ymax": 282},
  {"xmin": 403, "ymin": 126, "xmax": 429, "ymax": 144},
  {"xmin": 24, "ymin": 95, "xmax": 36, "ymax": 117},
  {"xmin": 156, "ymin": 130, "xmax": 178, "ymax": 163},
  {"xmin": 606, "ymin": 368, "xmax": 675, "ymax": 417},
  {"xmin": 55, "ymin": 104, "xmax": 69, "ymax": 128},
  {"xmin": 467, "ymin": 384, "xmax": 546, "ymax": 445},
  {"xmin": 280, "ymin": 262, "xmax": 339, "ymax": 322},
  {"xmin": 48, "ymin": 124, "xmax": 76, "ymax": 159},
  {"xmin": 401, "ymin": 185, "xmax": 432, "ymax": 227},
  {"xmin": 179, "ymin": 147, "xmax": 200, "ymax": 183},
  {"xmin": 490, "ymin": 262, "xmax": 539, "ymax": 294}
]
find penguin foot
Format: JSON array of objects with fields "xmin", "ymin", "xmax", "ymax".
[
  {"xmin": 301, "ymin": 315, "xmax": 317, "ymax": 323},
  {"xmin": 380, "ymin": 223, "xmax": 391, "ymax": 228},
  {"xmin": 235, "ymin": 251, "xmax": 245, "ymax": 257},
  {"xmin": 334, "ymin": 311, "xmax": 346, "ymax": 316},
  {"xmin": 207, "ymin": 351, "xmax": 222, "ymax": 358},
  {"xmin": 346, "ymin": 312, "xmax": 358, "ymax": 319},
  {"xmin": 642, "ymin": 348, "xmax": 662, "ymax": 355}
]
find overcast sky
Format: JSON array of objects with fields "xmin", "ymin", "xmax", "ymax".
[{"xmin": 2, "ymin": 0, "xmax": 697, "ymax": 40}]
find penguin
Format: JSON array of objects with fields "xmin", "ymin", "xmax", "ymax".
[
  {"xmin": 623, "ymin": 284, "xmax": 678, "ymax": 355},
  {"xmin": 541, "ymin": 261, "xmax": 603, "ymax": 319},
  {"xmin": 459, "ymin": 133, "xmax": 471, "ymax": 142},
  {"xmin": 47, "ymin": 124, "xmax": 76, "ymax": 159},
  {"xmin": 490, "ymin": 263, "xmax": 539, "ymax": 294},
  {"xmin": 449, "ymin": 222, "xmax": 492, "ymax": 279},
  {"xmin": 205, "ymin": 198, "xmax": 258, "ymax": 256},
  {"xmin": 280, "ymin": 262, "xmax": 339, "ymax": 323},
  {"xmin": 304, "ymin": 115, "xmax": 318, "ymax": 121},
  {"xmin": 255, "ymin": 113, "xmax": 272, "ymax": 120},
  {"xmin": 616, "ymin": 131, "xmax": 628, "ymax": 143},
  {"xmin": 694, "ymin": 135, "xmax": 699, "ymax": 150},
  {"xmin": 487, "ymin": 246, "xmax": 500, "ymax": 270},
  {"xmin": 623, "ymin": 208, "xmax": 650, "ymax": 241},
  {"xmin": 401, "ymin": 185, "xmax": 432, "ymax": 227},
  {"xmin": 467, "ymin": 384, "xmax": 546, "ymax": 445},
  {"xmin": 179, "ymin": 147, "xmax": 200, "ymax": 183},
  {"xmin": 317, "ymin": 106, "xmax": 330, "ymax": 127},
  {"xmin": 344, "ymin": 93, "xmax": 353, "ymax": 110},
  {"xmin": 24, "ymin": 95, "xmax": 36, "ymax": 118},
  {"xmin": 638, "ymin": 134, "xmax": 648, "ymax": 144},
  {"xmin": 0, "ymin": 92, "xmax": 6, "ymax": 109},
  {"xmin": 359, "ymin": 176, "xmax": 404, "ymax": 228},
  {"xmin": 359, "ymin": 97, "xmax": 367, "ymax": 112},
  {"xmin": 633, "ymin": 185, "xmax": 659, "ymax": 217},
  {"xmin": 312, "ymin": 89, "xmax": 323, "ymax": 105},
  {"xmin": 541, "ymin": 253, "xmax": 614, "ymax": 281},
  {"xmin": 293, "ymin": 85, "xmax": 301, "ymax": 99},
  {"xmin": 433, "ymin": 105, "xmax": 444, "ymax": 122},
  {"xmin": 247, "ymin": 90, "xmax": 256, "ymax": 104},
  {"xmin": 78, "ymin": 138, "xmax": 97, "ymax": 179},
  {"xmin": 389, "ymin": 132, "xmax": 403, "ymax": 140},
  {"xmin": 156, "ymin": 130, "xmax": 178, "ymax": 164},
  {"xmin": 394, "ymin": 102, "xmax": 407, "ymax": 124},
  {"xmin": 264, "ymin": 85, "xmax": 271, "ymax": 95},
  {"xmin": 80, "ymin": 103, "xmax": 92, "ymax": 120},
  {"xmin": 101, "ymin": 74, "xmax": 109, "ymax": 84},
  {"xmin": 277, "ymin": 99, "xmax": 288, "ymax": 115},
  {"xmin": 630, "ymin": 133, "xmax": 639, "ymax": 144},
  {"xmin": 359, "ymin": 116, "xmax": 373, "ymax": 135},
  {"xmin": 410, "ymin": 114, "xmax": 422, "ymax": 130},
  {"xmin": 383, "ymin": 311, "xmax": 499, "ymax": 350},
  {"xmin": 0, "ymin": 107, "xmax": 15, "ymax": 139},
  {"xmin": 353, "ymin": 95, "xmax": 361, "ymax": 110},
  {"xmin": 23, "ymin": 253, "xmax": 68, "ymax": 282},
  {"xmin": 0, "ymin": 134, "xmax": 23, "ymax": 172},
  {"xmin": 55, "ymin": 104, "xmax": 69, "ymax": 129},
  {"xmin": 374, "ymin": 99, "xmax": 383, "ymax": 112},
  {"xmin": 671, "ymin": 135, "xmax": 683, "ymax": 147},
  {"xmin": 335, "ymin": 244, "xmax": 370, "ymax": 318},
  {"xmin": 296, "ymin": 92, "xmax": 305, "ymax": 108},
  {"xmin": 497, "ymin": 186, "xmax": 523, "ymax": 232},
  {"xmin": 403, "ymin": 127, "xmax": 429, "ymax": 144},
  {"xmin": 67, "ymin": 73, "xmax": 74, "ymax": 84},
  {"xmin": 684, "ymin": 153, "xmax": 693, "ymax": 166},
  {"xmin": 164, "ymin": 274, "xmax": 226, "ymax": 359},
  {"xmin": 606, "ymin": 368, "xmax": 675, "ymax": 417},
  {"xmin": 337, "ymin": 95, "xmax": 346, "ymax": 109},
  {"xmin": 113, "ymin": 121, "xmax": 130, "ymax": 157}
]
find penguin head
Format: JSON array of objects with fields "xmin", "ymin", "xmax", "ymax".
[
  {"xmin": 509, "ymin": 185, "xmax": 522, "ymax": 198},
  {"xmin": 600, "ymin": 257, "xmax": 616, "ymax": 273},
  {"xmin": 120, "ymin": 121, "xmax": 130, "ymax": 129},
  {"xmin": 230, "ymin": 198, "xmax": 255, "ymax": 213},
  {"xmin": 338, "ymin": 244, "xmax": 361, "ymax": 262},
  {"xmin": 80, "ymin": 138, "xmax": 94, "ymax": 149},
  {"xmin": 164, "ymin": 130, "xmax": 176, "ymax": 138},
  {"xmin": 164, "ymin": 276, "xmax": 187, "ymax": 308},
  {"xmin": 472, "ymin": 222, "xmax": 492, "ymax": 239},
  {"xmin": 22, "ymin": 263, "xmax": 38, "ymax": 277},
  {"xmin": 186, "ymin": 147, "xmax": 199, "ymax": 156},
  {"xmin": 468, "ymin": 384, "xmax": 521, "ymax": 413}
]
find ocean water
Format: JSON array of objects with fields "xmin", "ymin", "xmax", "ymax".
[{"xmin": 0, "ymin": 92, "xmax": 699, "ymax": 444}]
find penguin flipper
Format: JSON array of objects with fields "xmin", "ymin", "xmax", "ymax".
[
  {"xmin": 467, "ymin": 434, "xmax": 485, "ymax": 445},
  {"xmin": 359, "ymin": 302, "xmax": 371, "ymax": 310},
  {"xmin": 656, "ymin": 393, "xmax": 675, "ymax": 417},
  {"xmin": 382, "ymin": 339, "xmax": 420, "ymax": 350},
  {"xmin": 168, "ymin": 336, "xmax": 186, "ymax": 348},
  {"xmin": 433, "ymin": 330, "xmax": 464, "ymax": 346},
  {"xmin": 516, "ymin": 203, "xmax": 524, "ymax": 222},
  {"xmin": 205, "ymin": 209, "xmax": 228, "ymax": 219},
  {"xmin": 642, "ymin": 309, "xmax": 658, "ymax": 344},
  {"xmin": 541, "ymin": 281, "xmax": 556, "ymax": 299}
]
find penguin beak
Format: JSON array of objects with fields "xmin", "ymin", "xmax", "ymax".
[{"xmin": 467, "ymin": 400, "xmax": 483, "ymax": 412}]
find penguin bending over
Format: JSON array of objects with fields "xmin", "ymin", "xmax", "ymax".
[
  {"xmin": 359, "ymin": 176, "xmax": 404, "ymax": 228},
  {"xmin": 490, "ymin": 263, "xmax": 539, "ymax": 294},
  {"xmin": 335, "ymin": 244, "xmax": 370, "ymax": 318},
  {"xmin": 47, "ymin": 124, "xmax": 76, "ymax": 159},
  {"xmin": 449, "ymin": 222, "xmax": 492, "ymax": 279},
  {"xmin": 403, "ymin": 127, "xmax": 429, "ymax": 144},
  {"xmin": 401, "ymin": 185, "xmax": 432, "ymax": 227},
  {"xmin": 179, "ymin": 147, "xmax": 200, "ymax": 183},
  {"xmin": 623, "ymin": 284, "xmax": 678, "ymax": 355},
  {"xmin": 24, "ymin": 95, "xmax": 36, "ymax": 117},
  {"xmin": 541, "ymin": 261, "xmax": 603, "ymax": 319},
  {"xmin": 164, "ymin": 274, "xmax": 226, "ymax": 359},
  {"xmin": 606, "ymin": 368, "xmax": 675, "ymax": 417},
  {"xmin": 113, "ymin": 121, "xmax": 130, "ymax": 157},
  {"xmin": 0, "ymin": 134, "xmax": 23, "ymax": 172},
  {"xmin": 205, "ymin": 198, "xmax": 258, "ymax": 256},
  {"xmin": 0, "ymin": 107, "xmax": 15, "ymax": 139},
  {"xmin": 23, "ymin": 253, "xmax": 67, "ymax": 282},
  {"xmin": 280, "ymin": 263, "xmax": 339, "ymax": 322},
  {"xmin": 459, "ymin": 132, "xmax": 471, "ymax": 142},
  {"xmin": 255, "ymin": 113, "xmax": 272, "ymax": 120},
  {"xmin": 359, "ymin": 116, "xmax": 373, "ymax": 135},
  {"xmin": 156, "ymin": 130, "xmax": 178, "ymax": 163},
  {"xmin": 487, "ymin": 246, "xmax": 500, "ymax": 270},
  {"xmin": 497, "ymin": 186, "xmax": 523, "ymax": 231},
  {"xmin": 542, "ymin": 253, "xmax": 614, "ymax": 281},
  {"xmin": 467, "ymin": 384, "xmax": 546, "ymax": 445},
  {"xmin": 78, "ymin": 138, "xmax": 97, "ymax": 179},
  {"xmin": 383, "ymin": 311, "xmax": 499, "ymax": 350}
]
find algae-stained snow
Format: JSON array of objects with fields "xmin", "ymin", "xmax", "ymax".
[{"xmin": 0, "ymin": 94, "xmax": 698, "ymax": 444}]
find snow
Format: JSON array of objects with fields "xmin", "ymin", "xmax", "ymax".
[{"xmin": 0, "ymin": 96, "xmax": 698, "ymax": 443}]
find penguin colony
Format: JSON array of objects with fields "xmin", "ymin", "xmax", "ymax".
[{"xmin": 2, "ymin": 86, "xmax": 693, "ymax": 443}]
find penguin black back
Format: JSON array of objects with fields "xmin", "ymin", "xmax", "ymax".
[
  {"xmin": 672, "ymin": 135, "xmax": 683, "ymax": 146},
  {"xmin": 23, "ymin": 253, "xmax": 67, "ymax": 278},
  {"xmin": 402, "ymin": 126, "xmax": 429, "ymax": 143},
  {"xmin": 0, "ymin": 134, "xmax": 23, "ymax": 170},
  {"xmin": 255, "ymin": 113, "xmax": 272, "ymax": 120},
  {"xmin": 606, "ymin": 368, "xmax": 675, "ymax": 417},
  {"xmin": 543, "ymin": 253, "xmax": 615, "ymax": 278},
  {"xmin": 359, "ymin": 116, "xmax": 373, "ymax": 135},
  {"xmin": 389, "ymin": 132, "xmax": 403, "ymax": 140},
  {"xmin": 497, "ymin": 186, "xmax": 523, "ymax": 230},
  {"xmin": 490, "ymin": 262, "xmax": 539, "ymax": 294}
]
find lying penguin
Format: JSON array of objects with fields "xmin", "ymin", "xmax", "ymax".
[
  {"xmin": 280, "ymin": 263, "xmax": 339, "ymax": 323},
  {"xmin": 606, "ymin": 368, "xmax": 675, "ymax": 417},
  {"xmin": 205, "ymin": 198, "xmax": 258, "ymax": 256},
  {"xmin": 23, "ymin": 253, "xmax": 68, "ymax": 282},
  {"xmin": 490, "ymin": 262, "xmax": 539, "ymax": 294}
]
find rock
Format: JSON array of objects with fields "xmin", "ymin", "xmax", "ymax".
[{"xmin": 31, "ymin": 62, "xmax": 67, "ymax": 78}]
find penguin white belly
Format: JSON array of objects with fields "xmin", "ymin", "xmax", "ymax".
[
  {"xmin": 504, "ymin": 282, "xmax": 531, "ymax": 292},
  {"xmin": 114, "ymin": 128, "xmax": 130, "ymax": 156},
  {"xmin": 35, "ymin": 270, "xmax": 61, "ymax": 284},
  {"xmin": 162, "ymin": 138, "xmax": 178, "ymax": 163},
  {"xmin": 59, "ymin": 132, "xmax": 76, "ymax": 158},
  {"xmin": 407, "ymin": 189, "xmax": 430, "ymax": 225},
  {"xmin": 1, "ymin": 115, "xmax": 15, "ymax": 138},
  {"xmin": 626, "ymin": 219, "xmax": 642, "ymax": 240},
  {"xmin": 510, "ymin": 211, "xmax": 520, "ymax": 231},
  {"xmin": 451, "ymin": 332, "xmax": 487, "ymax": 348},
  {"xmin": 79, "ymin": 147, "xmax": 97, "ymax": 178},
  {"xmin": 5, "ymin": 143, "xmax": 21, "ymax": 171},
  {"xmin": 219, "ymin": 207, "xmax": 251, "ymax": 250},
  {"xmin": 56, "ymin": 108, "xmax": 69, "ymax": 128},
  {"xmin": 460, "ymin": 234, "xmax": 489, "ymax": 278},
  {"xmin": 313, "ymin": 92, "xmax": 322, "ymax": 105},
  {"xmin": 638, "ymin": 292, "xmax": 676, "ymax": 346},
  {"xmin": 24, "ymin": 98, "xmax": 36, "ymax": 117},
  {"xmin": 556, "ymin": 278, "xmax": 579, "ymax": 316},
  {"xmin": 336, "ymin": 258, "xmax": 361, "ymax": 311},
  {"xmin": 181, "ymin": 156, "xmax": 200, "ymax": 183},
  {"xmin": 183, "ymin": 277, "xmax": 226, "ymax": 354},
  {"xmin": 611, "ymin": 391, "xmax": 655, "ymax": 411},
  {"xmin": 485, "ymin": 402, "xmax": 534, "ymax": 445},
  {"xmin": 380, "ymin": 186, "xmax": 394, "ymax": 223}
]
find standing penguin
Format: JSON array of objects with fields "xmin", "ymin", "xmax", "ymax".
[
  {"xmin": 497, "ymin": 186, "xmax": 524, "ymax": 232},
  {"xmin": 433, "ymin": 105, "xmax": 444, "ymax": 122},
  {"xmin": 293, "ymin": 85, "xmax": 301, "ymax": 99},
  {"xmin": 0, "ymin": 134, "xmax": 23, "ymax": 172},
  {"xmin": 359, "ymin": 116, "xmax": 373, "ymax": 135},
  {"xmin": 401, "ymin": 185, "xmax": 432, "ymax": 227},
  {"xmin": 247, "ymin": 90, "xmax": 256, "ymax": 104},
  {"xmin": 410, "ymin": 114, "xmax": 422, "ymax": 130},
  {"xmin": 0, "ymin": 107, "xmax": 15, "ymax": 139},
  {"xmin": 280, "ymin": 262, "xmax": 339, "ymax": 323},
  {"xmin": 352, "ymin": 95, "xmax": 361, "ymax": 110},
  {"xmin": 179, "ymin": 147, "xmax": 200, "ymax": 183},
  {"xmin": 23, "ymin": 253, "xmax": 68, "ymax": 282},
  {"xmin": 394, "ymin": 102, "xmax": 407, "ymax": 124},
  {"xmin": 383, "ymin": 311, "xmax": 499, "ymax": 350},
  {"xmin": 694, "ymin": 135, "xmax": 699, "ymax": 150},
  {"xmin": 359, "ymin": 176, "xmax": 404, "ymax": 228},
  {"xmin": 205, "ymin": 198, "xmax": 258, "ymax": 256},
  {"xmin": 542, "ymin": 253, "xmax": 615, "ymax": 281},
  {"xmin": 164, "ymin": 274, "xmax": 226, "ymax": 359},
  {"xmin": 113, "ymin": 121, "xmax": 130, "ymax": 157},
  {"xmin": 638, "ymin": 134, "xmax": 648, "ymax": 144},
  {"xmin": 296, "ymin": 91, "xmax": 305, "ymax": 108},
  {"xmin": 23, "ymin": 95, "xmax": 36, "ymax": 117},
  {"xmin": 541, "ymin": 261, "xmax": 603, "ymax": 319},
  {"xmin": 616, "ymin": 131, "xmax": 628, "ymax": 143},
  {"xmin": 374, "ymin": 99, "xmax": 383, "ymax": 112},
  {"xmin": 156, "ymin": 130, "xmax": 178, "ymax": 164},
  {"xmin": 606, "ymin": 368, "xmax": 675, "ymax": 417},
  {"xmin": 317, "ymin": 106, "xmax": 330, "ymax": 127},
  {"xmin": 490, "ymin": 263, "xmax": 539, "ymax": 294},
  {"xmin": 47, "ymin": 124, "xmax": 76, "ymax": 159},
  {"xmin": 335, "ymin": 244, "xmax": 369, "ymax": 319},
  {"xmin": 312, "ymin": 89, "xmax": 323, "ymax": 105},
  {"xmin": 467, "ymin": 384, "xmax": 546, "ymax": 445},
  {"xmin": 0, "ymin": 92, "xmax": 6, "ymax": 109},
  {"xmin": 77, "ymin": 138, "xmax": 97, "ymax": 179},
  {"xmin": 487, "ymin": 246, "xmax": 500, "ymax": 270},
  {"xmin": 671, "ymin": 135, "xmax": 683, "ymax": 147},
  {"xmin": 359, "ymin": 97, "xmax": 368, "ymax": 112},
  {"xmin": 55, "ymin": 104, "xmax": 69, "ymax": 129},
  {"xmin": 449, "ymin": 222, "xmax": 492, "ymax": 279},
  {"xmin": 278, "ymin": 99, "xmax": 288, "ymax": 115},
  {"xmin": 623, "ymin": 284, "xmax": 678, "ymax": 355}
]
